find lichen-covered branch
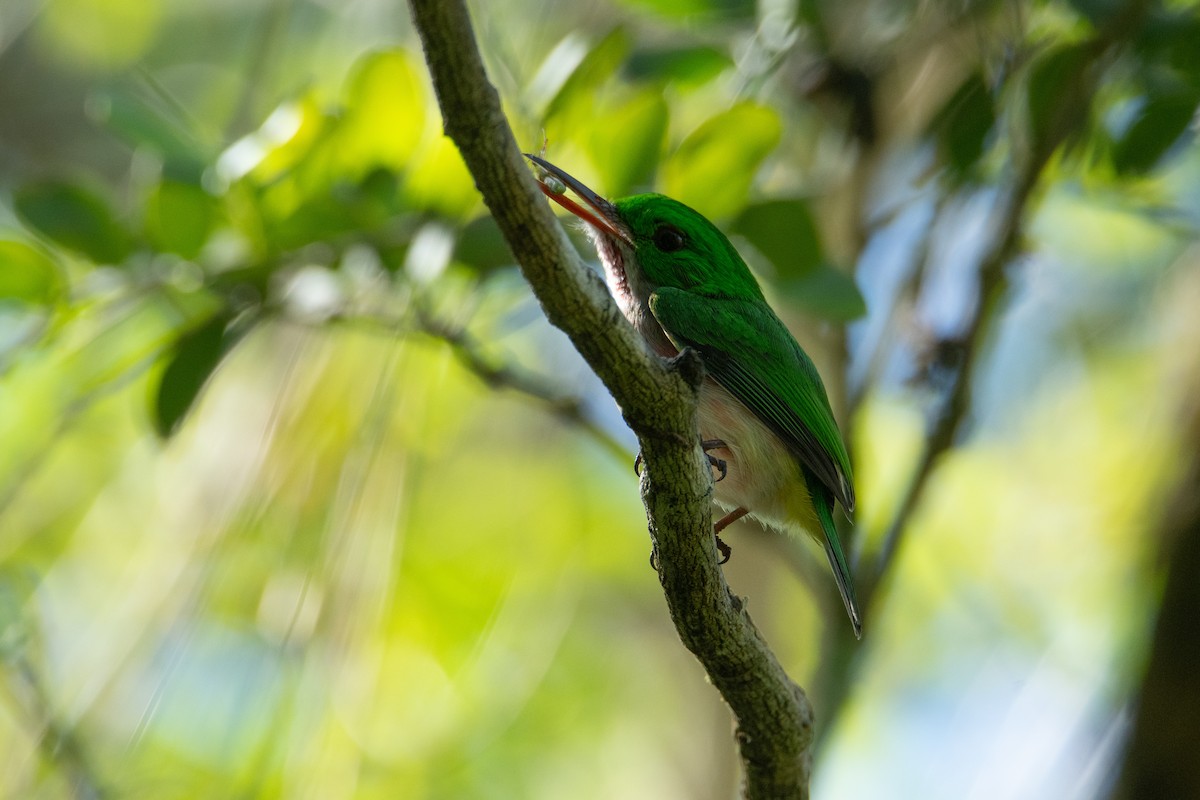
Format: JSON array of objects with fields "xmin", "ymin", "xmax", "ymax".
[{"xmin": 407, "ymin": 0, "xmax": 815, "ymax": 794}]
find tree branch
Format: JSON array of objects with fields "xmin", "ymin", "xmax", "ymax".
[
  {"xmin": 1113, "ymin": 387, "xmax": 1200, "ymax": 800},
  {"xmin": 1113, "ymin": 267, "xmax": 1200, "ymax": 798},
  {"xmin": 407, "ymin": 0, "xmax": 816, "ymax": 794}
]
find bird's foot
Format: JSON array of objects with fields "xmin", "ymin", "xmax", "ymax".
[
  {"xmin": 636, "ymin": 439, "xmax": 727, "ymax": 482},
  {"xmin": 715, "ymin": 533, "xmax": 731, "ymax": 564},
  {"xmin": 651, "ymin": 533, "xmax": 731, "ymax": 567},
  {"xmin": 712, "ymin": 506, "xmax": 749, "ymax": 564},
  {"xmin": 701, "ymin": 438, "xmax": 728, "ymax": 482}
]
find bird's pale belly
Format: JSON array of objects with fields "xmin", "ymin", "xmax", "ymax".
[{"xmin": 697, "ymin": 380, "xmax": 821, "ymax": 540}]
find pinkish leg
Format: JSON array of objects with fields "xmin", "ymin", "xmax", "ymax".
[
  {"xmin": 713, "ymin": 506, "xmax": 749, "ymax": 565},
  {"xmin": 715, "ymin": 506, "xmax": 749, "ymax": 534}
]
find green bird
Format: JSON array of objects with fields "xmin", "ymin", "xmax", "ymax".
[{"xmin": 526, "ymin": 154, "xmax": 862, "ymax": 638}]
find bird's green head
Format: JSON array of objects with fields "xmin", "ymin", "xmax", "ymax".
[
  {"xmin": 525, "ymin": 154, "xmax": 765, "ymax": 304},
  {"xmin": 611, "ymin": 193, "xmax": 764, "ymax": 300}
]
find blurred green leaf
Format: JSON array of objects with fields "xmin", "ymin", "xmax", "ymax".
[
  {"xmin": 615, "ymin": 0, "xmax": 754, "ymax": 21},
  {"xmin": 1112, "ymin": 89, "xmax": 1200, "ymax": 175},
  {"xmin": 1066, "ymin": 0, "xmax": 1123, "ymax": 28},
  {"xmin": 14, "ymin": 181, "xmax": 132, "ymax": 264},
  {"xmin": 454, "ymin": 216, "xmax": 513, "ymax": 275},
  {"xmin": 930, "ymin": 72, "xmax": 996, "ymax": 178},
  {"xmin": 1141, "ymin": 12, "xmax": 1200, "ymax": 85},
  {"xmin": 588, "ymin": 90, "xmax": 668, "ymax": 196},
  {"xmin": 731, "ymin": 199, "xmax": 822, "ymax": 279},
  {"xmin": 249, "ymin": 94, "xmax": 330, "ymax": 185},
  {"xmin": 781, "ymin": 266, "xmax": 865, "ymax": 321},
  {"xmin": 0, "ymin": 241, "xmax": 64, "ymax": 306},
  {"xmin": 403, "ymin": 134, "xmax": 479, "ymax": 218},
  {"xmin": 544, "ymin": 28, "xmax": 630, "ymax": 122},
  {"xmin": 145, "ymin": 180, "xmax": 219, "ymax": 259},
  {"xmin": 94, "ymin": 88, "xmax": 209, "ymax": 182},
  {"xmin": 336, "ymin": 49, "xmax": 426, "ymax": 177},
  {"xmin": 662, "ymin": 102, "xmax": 782, "ymax": 219},
  {"xmin": 1027, "ymin": 42, "xmax": 1095, "ymax": 161},
  {"xmin": 154, "ymin": 310, "xmax": 244, "ymax": 438},
  {"xmin": 626, "ymin": 45, "xmax": 732, "ymax": 86}
]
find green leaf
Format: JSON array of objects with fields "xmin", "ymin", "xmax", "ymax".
[
  {"xmin": 781, "ymin": 266, "xmax": 865, "ymax": 322},
  {"xmin": 1026, "ymin": 42, "xmax": 1095, "ymax": 160},
  {"xmin": 1066, "ymin": 0, "xmax": 1123, "ymax": 28},
  {"xmin": 1112, "ymin": 89, "xmax": 1200, "ymax": 175},
  {"xmin": 615, "ymin": 0, "xmax": 755, "ymax": 21},
  {"xmin": 145, "ymin": 180, "xmax": 219, "ymax": 259},
  {"xmin": 1150, "ymin": 14, "xmax": 1200, "ymax": 86},
  {"xmin": 588, "ymin": 90, "xmax": 668, "ymax": 196},
  {"xmin": 544, "ymin": 28, "xmax": 630, "ymax": 122},
  {"xmin": 0, "ymin": 241, "xmax": 64, "ymax": 306},
  {"xmin": 153, "ymin": 310, "xmax": 244, "ymax": 438},
  {"xmin": 14, "ymin": 181, "xmax": 132, "ymax": 264},
  {"xmin": 930, "ymin": 72, "xmax": 996, "ymax": 178},
  {"xmin": 626, "ymin": 45, "xmax": 732, "ymax": 86},
  {"xmin": 403, "ymin": 134, "xmax": 479, "ymax": 219},
  {"xmin": 731, "ymin": 199, "xmax": 822, "ymax": 279},
  {"xmin": 93, "ymin": 88, "xmax": 209, "ymax": 183},
  {"xmin": 662, "ymin": 103, "xmax": 782, "ymax": 220},
  {"xmin": 454, "ymin": 215, "xmax": 513, "ymax": 275},
  {"xmin": 336, "ymin": 49, "xmax": 426, "ymax": 177}
]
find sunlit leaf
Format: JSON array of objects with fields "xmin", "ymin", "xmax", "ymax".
[
  {"xmin": 36, "ymin": 0, "xmax": 162, "ymax": 72},
  {"xmin": 731, "ymin": 199, "xmax": 822, "ymax": 279},
  {"xmin": 0, "ymin": 241, "xmax": 64, "ymax": 306},
  {"xmin": 14, "ymin": 181, "xmax": 131, "ymax": 264},
  {"xmin": 336, "ymin": 49, "xmax": 426, "ymax": 177},
  {"xmin": 145, "ymin": 180, "xmax": 219, "ymax": 259},
  {"xmin": 544, "ymin": 28, "xmax": 630, "ymax": 122},
  {"xmin": 404, "ymin": 135, "xmax": 478, "ymax": 218},
  {"xmin": 615, "ymin": 0, "xmax": 754, "ymax": 21},
  {"xmin": 626, "ymin": 45, "xmax": 732, "ymax": 86},
  {"xmin": 1112, "ymin": 89, "xmax": 1200, "ymax": 175},
  {"xmin": 587, "ymin": 90, "xmax": 668, "ymax": 196},
  {"xmin": 246, "ymin": 95, "xmax": 329, "ymax": 184},
  {"xmin": 153, "ymin": 310, "xmax": 245, "ymax": 437},
  {"xmin": 929, "ymin": 72, "xmax": 996, "ymax": 178},
  {"xmin": 781, "ymin": 266, "xmax": 865, "ymax": 321},
  {"xmin": 662, "ymin": 103, "xmax": 782, "ymax": 219}
]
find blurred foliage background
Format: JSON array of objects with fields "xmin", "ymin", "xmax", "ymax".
[{"xmin": 1, "ymin": 0, "xmax": 1199, "ymax": 797}]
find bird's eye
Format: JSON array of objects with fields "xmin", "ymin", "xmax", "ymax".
[{"xmin": 652, "ymin": 225, "xmax": 686, "ymax": 252}]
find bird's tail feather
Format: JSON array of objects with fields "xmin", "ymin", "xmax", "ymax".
[{"xmin": 807, "ymin": 472, "xmax": 862, "ymax": 639}]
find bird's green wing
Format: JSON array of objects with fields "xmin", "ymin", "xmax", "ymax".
[{"xmin": 649, "ymin": 287, "xmax": 855, "ymax": 512}]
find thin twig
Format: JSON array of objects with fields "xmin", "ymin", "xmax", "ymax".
[{"xmin": 411, "ymin": 305, "xmax": 632, "ymax": 465}]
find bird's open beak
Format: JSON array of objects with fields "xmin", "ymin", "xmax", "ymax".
[{"xmin": 524, "ymin": 154, "xmax": 634, "ymax": 246}]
